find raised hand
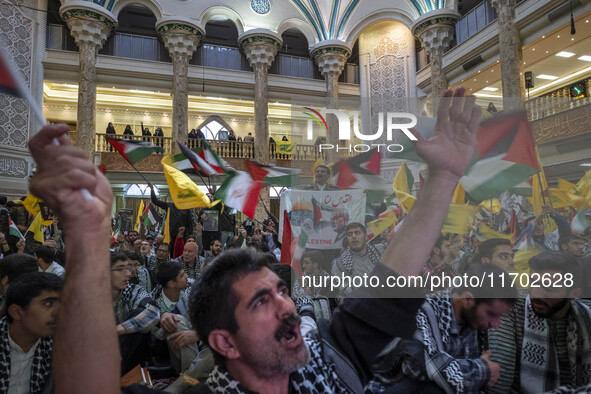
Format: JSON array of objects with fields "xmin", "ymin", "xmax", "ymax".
[
  {"xmin": 413, "ymin": 88, "xmax": 481, "ymax": 180},
  {"xmin": 28, "ymin": 124, "xmax": 112, "ymax": 233}
]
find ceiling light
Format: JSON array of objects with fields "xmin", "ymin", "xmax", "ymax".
[
  {"xmin": 537, "ymin": 74, "xmax": 558, "ymax": 80},
  {"xmin": 578, "ymin": 55, "xmax": 591, "ymax": 61},
  {"xmin": 580, "ymin": 163, "xmax": 591, "ymax": 167},
  {"xmin": 557, "ymin": 35, "xmax": 560, "ymax": 38},
  {"xmin": 542, "ymin": 35, "xmax": 545, "ymax": 38},
  {"xmin": 483, "ymin": 87, "xmax": 499, "ymax": 92},
  {"xmin": 556, "ymin": 51, "xmax": 575, "ymax": 57}
]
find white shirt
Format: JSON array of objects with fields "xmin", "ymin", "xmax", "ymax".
[
  {"xmin": 40, "ymin": 261, "xmax": 65, "ymax": 279},
  {"xmin": 7, "ymin": 329, "xmax": 40, "ymax": 394}
]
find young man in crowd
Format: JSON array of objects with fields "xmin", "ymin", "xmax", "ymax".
[
  {"xmin": 29, "ymin": 87, "xmax": 481, "ymax": 393},
  {"xmin": 0, "ymin": 254, "xmax": 40, "ymax": 318},
  {"xmin": 375, "ymin": 264, "xmax": 515, "ymax": 393},
  {"xmin": 111, "ymin": 252, "xmax": 160, "ymax": 374},
  {"xmin": 558, "ymin": 234, "xmax": 585, "ymax": 258},
  {"xmin": 147, "ymin": 242, "xmax": 170, "ymax": 274},
  {"xmin": 489, "ymin": 251, "xmax": 591, "ymax": 393},
  {"xmin": 126, "ymin": 251, "xmax": 154, "ymax": 293},
  {"xmin": 35, "ymin": 244, "xmax": 66, "ymax": 279},
  {"xmin": 301, "ymin": 250, "xmax": 330, "ymax": 297},
  {"xmin": 475, "ymin": 238, "xmax": 515, "ymax": 271},
  {"xmin": 1, "ymin": 272, "xmax": 62, "ymax": 393},
  {"xmin": 331, "ymin": 222, "xmax": 386, "ymax": 297},
  {"xmin": 151, "ymin": 261, "xmax": 198, "ymax": 373},
  {"xmin": 422, "ymin": 234, "xmax": 457, "ymax": 291}
]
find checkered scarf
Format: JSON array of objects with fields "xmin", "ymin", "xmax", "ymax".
[
  {"xmin": 204, "ymin": 334, "xmax": 348, "ymax": 393},
  {"xmin": 339, "ymin": 243, "xmax": 385, "ymax": 274},
  {"xmin": 521, "ymin": 296, "xmax": 591, "ymax": 393},
  {"xmin": 0, "ymin": 317, "xmax": 53, "ymax": 394}
]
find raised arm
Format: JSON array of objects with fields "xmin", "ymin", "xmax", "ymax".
[
  {"xmin": 28, "ymin": 124, "xmax": 119, "ymax": 394},
  {"xmin": 381, "ymin": 88, "xmax": 481, "ymax": 277}
]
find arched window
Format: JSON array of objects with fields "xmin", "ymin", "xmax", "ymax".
[
  {"xmin": 124, "ymin": 184, "xmax": 158, "ymax": 197},
  {"xmin": 197, "ymin": 116, "xmax": 233, "ymax": 140}
]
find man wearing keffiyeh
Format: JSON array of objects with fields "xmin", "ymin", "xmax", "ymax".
[
  {"xmin": 489, "ymin": 251, "xmax": 591, "ymax": 393},
  {"xmin": 0, "ymin": 272, "xmax": 61, "ymax": 394}
]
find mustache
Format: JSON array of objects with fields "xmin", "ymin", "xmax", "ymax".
[{"xmin": 274, "ymin": 313, "xmax": 301, "ymax": 342}]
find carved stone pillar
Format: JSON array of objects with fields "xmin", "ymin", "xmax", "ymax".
[
  {"xmin": 158, "ymin": 21, "xmax": 203, "ymax": 154},
  {"xmin": 412, "ymin": 11, "xmax": 459, "ymax": 100},
  {"xmin": 61, "ymin": 6, "xmax": 115, "ymax": 159},
  {"xmin": 239, "ymin": 31, "xmax": 281, "ymax": 222},
  {"xmin": 311, "ymin": 42, "xmax": 351, "ymax": 165},
  {"xmin": 491, "ymin": 0, "xmax": 526, "ymax": 111}
]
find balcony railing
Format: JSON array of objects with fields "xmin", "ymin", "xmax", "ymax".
[{"xmin": 78, "ymin": 133, "xmax": 345, "ymax": 162}]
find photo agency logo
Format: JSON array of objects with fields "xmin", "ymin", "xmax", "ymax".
[{"xmin": 302, "ymin": 107, "xmax": 418, "ymax": 153}]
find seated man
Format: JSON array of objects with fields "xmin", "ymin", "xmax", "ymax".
[
  {"xmin": 126, "ymin": 252, "xmax": 154, "ymax": 293},
  {"xmin": 489, "ymin": 251, "xmax": 591, "ymax": 393},
  {"xmin": 173, "ymin": 241, "xmax": 203, "ymax": 281},
  {"xmin": 331, "ymin": 222, "xmax": 385, "ymax": 297},
  {"xmin": 35, "ymin": 244, "xmax": 66, "ymax": 278},
  {"xmin": 0, "ymin": 253, "xmax": 40, "ymax": 317},
  {"xmin": 1, "ymin": 272, "xmax": 62, "ymax": 393},
  {"xmin": 147, "ymin": 242, "xmax": 170, "ymax": 274},
  {"xmin": 111, "ymin": 252, "xmax": 160, "ymax": 374},
  {"xmin": 28, "ymin": 87, "xmax": 481, "ymax": 394},
  {"xmin": 151, "ymin": 261, "xmax": 198, "ymax": 373},
  {"xmin": 372, "ymin": 264, "xmax": 516, "ymax": 393}
]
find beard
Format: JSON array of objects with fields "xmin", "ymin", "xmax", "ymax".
[
  {"xmin": 238, "ymin": 314, "xmax": 309, "ymax": 379},
  {"xmin": 531, "ymin": 297, "xmax": 570, "ymax": 318}
]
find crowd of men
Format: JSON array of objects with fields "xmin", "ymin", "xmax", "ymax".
[{"xmin": 1, "ymin": 88, "xmax": 591, "ymax": 393}]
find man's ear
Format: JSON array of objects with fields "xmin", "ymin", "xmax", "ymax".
[
  {"xmin": 461, "ymin": 291, "xmax": 476, "ymax": 308},
  {"xmin": 481, "ymin": 257, "xmax": 489, "ymax": 265},
  {"xmin": 208, "ymin": 329, "xmax": 240, "ymax": 360},
  {"xmin": 7, "ymin": 304, "xmax": 24, "ymax": 321},
  {"xmin": 559, "ymin": 244, "xmax": 567, "ymax": 251}
]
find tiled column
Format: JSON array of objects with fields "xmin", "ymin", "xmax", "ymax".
[
  {"xmin": 61, "ymin": 6, "xmax": 115, "ymax": 158},
  {"xmin": 491, "ymin": 0, "xmax": 526, "ymax": 111},
  {"xmin": 311, "ymin": 42, "xmax": 351, "ymax": 165},
  {"xmin": 158, "ymin": 21, "xmax": 203, "ymax": 154}
]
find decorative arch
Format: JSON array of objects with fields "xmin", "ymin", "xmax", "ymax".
[
  {"xmin": 277, "ymin": 18, "xmax": 317, "ymax": 46},
  {"xmin": 200, "ymin": 6, "xmax": 245, "ymax": 36},
  {"xmin": 110, "ymin": 0, "xmax": 164, "ymax": 20},
  {"xmin": 196, "ymin": 115, "xmax": 233, "ymax": 140},
  {"xmin": 343, "ymin": 9, "xmax": 416, "ymax": 47}
]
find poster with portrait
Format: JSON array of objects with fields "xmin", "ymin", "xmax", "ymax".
[
  {"xmin": 202, "ymin": 209, "xmax": 219, "ymax": 232},
  {"xmin": 279, "ymin": 189, "xmax": 366, "ymax": 250}
]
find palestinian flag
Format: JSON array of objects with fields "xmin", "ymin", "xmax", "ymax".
[
  {"xmin": 332, "ymin": 149, "xmax": 389, "ymax": 191},
  {"xmin": 215, "ymin": 170, "xmax": 264, "ymax": 218},
  {"xmin": 8, "ymin": 217, "xmax": 24, "ymax": 239},
  {"xmin": 245, "ymin": 160, "xmax": 299, "ymax": 187},
  {"xmin": 143, "ymin": 203, "xmax": 160, "ymax": 227},
  {"xmin": 280, "ymin": 210, "xmax": 293, "ymax": 266},
  {"xmin": 107, "ymin": 138, "xmax": 163, "ymax": 164},
  {"xmin": 395, "ymin": 112, "xmax": 540, "ymax": 201},
  {"xmin": 177, "ymin": 142, "xmax": 218, "ymax": 176},
  {"xmin": 571, "ymin": 208, "xmax": 591, "ymax": 234},
  {"xmin": 290, "ymin": 228, "xmax": 307, "ymax": 276}
]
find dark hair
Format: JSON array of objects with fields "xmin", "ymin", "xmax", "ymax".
[
  {"xmin": 270, "ymin": 262, "xmax": 293, "ymax": 295},
  {"xmin": 6, "ymin": 272, "xmax": 62, "ymax": 323},
  {"xmin": 225, "ymin": 239, "xmax": 235, "ymax": 249},
  {"xmin": 34, "ymin": 245, "xmax": 56, "ymax": 264},
  {"xmin": 452, "ymin": 264, "xmax": 517, "ymax": 305},
  {"xmin": 315, "ymin": 165, "xmax": 330, "ymax": 174},
  {"xmin": 0, "ymin": 196, "xmax": 6, "ymax": 205},
  {"xmin": 110, "ymin": 251, "xmax": 128, "ymax": 266},
  {"xmin": 157, "ymin": 261, "xmax": 183, "ymax": 287},
  {"xmin": 157, "ymin": 243, "xmax": 169, "ymax": 250},
  {"xmin": 0, "ymin": 253, "xmax": 39, "ymax": 283},
  {"xmin": 345, "ymin": 222, "xmax": 366, "ymax": 234},
  {"xmin": 129, "ymin": 230, "xmax": 138, "ymax": 236},
  {"xmin": 190, "ymin": 248, "xmax": 268, "ymax": 363},
  {"xmin": 211, "ymin": 239, "xmax": 222, "ymax": 246},
  {"xmin": 430, "ymin": 235, "xmax": 446, "ymax": 257},
  {"xmin": 529, "ymin": 251, "xmax": 582, "ymax": 288},
  {"xmin": 476, "ymin": 238, "xmax": 512, "ymax": 262},
  {"xmin": 124, "ymin": 251, "xmax": 141, "ymax": 261},
  {"xmin": 301, "ymin": 250, "xmax": 322, "ymax": 265},
  {"xmin": 558, "ymin": 234, "xmax": 585, "ymax": 248}
]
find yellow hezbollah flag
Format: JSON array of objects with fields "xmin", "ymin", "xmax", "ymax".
[
  {"xmin": 478, "ymin": 222, "xmax": 513, "ymax": 242},
  {"xmin": 23, "ymin": 194, "xmax": 41, "ymax": 217},
  {"xmin": 451, "ymin": 183, "xmax": 466, "ymax": 205},
  {"xmin": 134, "ymin": 200, "xmax": 145, "ymax": 231},
  {"xmin": 393, "ymin": 163, "xmax": 415, "ymax": 213},
  {"xmin": 558, "ymin": 178, "xmax": 575, "ymax": 193},
  {"xmin": 568, "ymin": 169, "xmax": 591, "ymax": 209},
  {"xmin": 367, "ymin": 209, "xmax": 398, "ymax": 236},
  {"xmin": 479, "ymin": 198, "xmax": 501, "ymax": 214},
  {"xmin": 27, "ymin": 213, "xmax": 44, "ymax": 243},
  {"xmin": 161, "ymin": 156, "xmax": 213, "ymax": 210},
  {"xmin": 163, "ymin": 207, "xmax": 171, "ymax": 244},
  {"xmin": 442, "ymin": 204, "xmax": 476, "ymax": 235}
]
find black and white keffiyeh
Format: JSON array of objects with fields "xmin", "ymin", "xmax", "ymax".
[
  {"xmin": 0, "ymin": 317, "xmax": 53, "ymax": 394},
  {"xmin": 205, "ymin": 334, "xmax": 348, "ymax": 393}
]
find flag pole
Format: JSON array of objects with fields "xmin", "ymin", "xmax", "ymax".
[{"xmin": 127, "ymin": 161, "xmax": 151, "ymax": 184}]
